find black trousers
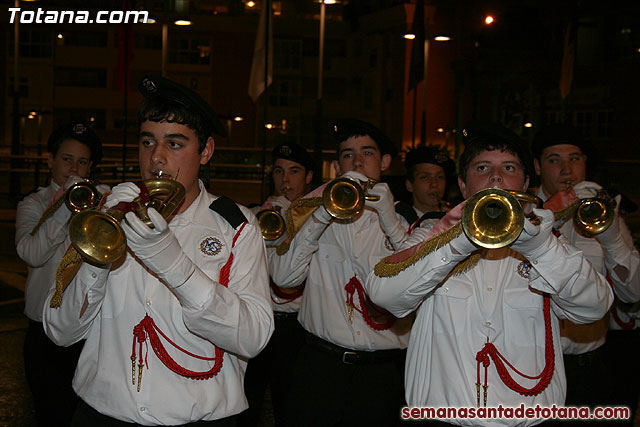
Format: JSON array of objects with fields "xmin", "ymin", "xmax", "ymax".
[
  {"xmin": 23, "ymin": 319, "xmax": 85, "ymax": 427},
  {"xmin": 284, "ymin": 333, "xmax": 406, "ymax": 427},
  {"xmin": 238, "ymin": 312, "xmax": 305, "ymax": 427},
  {"xmin": 604, "ymin": 329, "xmax": 640, "ymax": 426},
  {"xmin": 547, "ymin": 346, "xmax": 615, "ymax": 426},
  {"xmin": 72, "ymin": 400, "xmax": 237, "ymax": 427}
]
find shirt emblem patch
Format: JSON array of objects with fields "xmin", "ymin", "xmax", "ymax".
[
  {"xmin": 384, "ymin": 236, "xmax": 394, "ymax": 252},
  {"xmin": 200, "ymin": 237, "xmax": 223, "ymax": 256},
  {"xmin": 517, "ymin": 260, "xmax": 532, "ymax": 279}
]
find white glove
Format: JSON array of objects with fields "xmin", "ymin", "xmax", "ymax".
[
  {"xmin": 365, "ymin": 182, "xmax": 406, "ymax": 249},
  {"xmin": 104, "ymin": 182, "xmax": 141, "ymax": 209},
  {"xmin": 342, "ymin": 170, "xmax": 369, "ymax": 183},
  {"xmin": 573, "ymin": 181, "xmax": 602, "ymax": 200},
  {"xmin": 449, "ymin": 232, "xmax": 478, "ymax": 256},
  {"xmin": 63, "ymin": 175, "xmax": 84, "ymax": 191},
  {"xmin": 96, "ymin": 183, "xmax": 111, "ymax": 195},
  {"xmin": 122, "ymin": 207, "xmax": 195, "ymax": 288},
  {"xmin": 312, "ymin": 205, "xmax": 333, "ymax": 224},
  {"xmin": 511, "ymin": 208, "xmax": 555, "ymax": 259},
  {"xmin": 264, "ymin": 195, "xmax": 291, "ymax": 213}
]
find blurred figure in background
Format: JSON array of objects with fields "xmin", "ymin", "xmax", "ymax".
[
  {"xmin": 241, "ymin": 142, "xmax": 315, "ymax": 426},
  {"xmin": 395, "ymin": 146, "xmax": 456, "ymax": 231},
  {"xmin": 15, "ymin": 122, "xmax": 106, "ymax": 426}
]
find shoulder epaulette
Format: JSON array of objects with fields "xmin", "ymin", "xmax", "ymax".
[
  {"xmin": 209, "ymin": 196, "xmax": 248, "ymax": 229},
  {"xmin": 395, "ymin": 201, "xmax": 418, "ymax": 225}
]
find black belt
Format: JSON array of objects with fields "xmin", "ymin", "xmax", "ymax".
[
  {"xmin": 305, "ymin": 332, "xmax": 405, "ymax": 365},
  {"xmin": 274, "ymin": 311, "xmax": 298, "ymax": 320},
  {"xmin": 564, "ymin": 345, "xmax": 605, "ymax": 368}
]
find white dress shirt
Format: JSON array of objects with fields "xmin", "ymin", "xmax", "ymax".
[
  {"xmin": 16, "ymin": 182, "xmax": 72, "ymax": 321},
  {"xmin": 270, "ymin": 207, "xmax": 410, "ymax": 351},
  {"xmin": 365, "ymin": 221, "xmax": 613, "ymax": 426},
  {"xmin": 252, "ymin": 198, "xmax": 302, "ymax": 313},
  {"xmin": 43, "ymin": 181, "xmax": 274, "ymax": 425},
  {"xmin": 536, "ymin": 188, "xmax": 640, "ymax": 350}
]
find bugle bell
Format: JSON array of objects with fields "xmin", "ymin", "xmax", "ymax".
[
  {"xmin": 68, "ymin": 178, "xmax": 185, "ymax": 266},
  {"xmin": 462, "ymin": 188, "xmax": 543, "ymax": 249},
  {"xmin": 322, "ymin": 176, "xmax": 379, "ymax": 220},
  {"xmin": 573, "ymin": 191, "xmax": 616, "ymax": 237},
  {"xmin": 64, "ymin": 179, "xmax": 103, "ymax": 214},
  {"xmin": 256, "ymin": 209, "xmax": 286, "ymax": 241}
]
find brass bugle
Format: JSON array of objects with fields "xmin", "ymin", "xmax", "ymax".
[
  {"xmin": 462, "ymin": 188, "xmax": 543, "ymax": 249},
  {"xmin": 68, "ymin": 178, "xmax": 185, "ymax": 266},
  {"xmin": 431, "ymin": 192, "xmax": 452, "ymax": 212},
  {"xmin": 322, "ymin": 176, "xmax": 379, "ymax": 220},
  {"xmin": 30, "ymin": 178, "xmax": 103, "ymax": 236},
  {"xmin": 256, "ymin": 209, "xmax": 285, "ymax": 241},
  {"xmin": 573, "ymin": 190, "xmax": 616, "ymax": 237},
  {"xmin": 65, "ymin": 179, "xmax": 102, "ymax": 214}
]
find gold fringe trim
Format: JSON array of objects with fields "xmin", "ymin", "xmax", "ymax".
[
  {"xmin": 374, "ymin": 222, "xmax": 464, "ymax": 277},
  {"xmin": 50, "ymin": 247, "xmax": 82, "ymax": 308},
  {"xmin": 449, "ymin": 253, "xmax": 481, "ymax": 276},
  {"xmin": 276, "ymin": 196, "xmax": 323, "ymax": 256},
  {"xmin": 30, "ymin": 197, "xmax": 65, "ymax": 235}
]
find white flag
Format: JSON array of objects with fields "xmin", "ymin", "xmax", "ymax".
[{"xmin": 248, "ymin": 1, "xmax": 273, "ymax": 102}]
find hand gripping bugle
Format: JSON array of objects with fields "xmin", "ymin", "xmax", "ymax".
[
  {"xmin": 30, "ymin": 179, "xmax": 103, "ymax": 236},
  {"xmin": 68, "ymin": 178, "xmax": 185, "ymax": 265},
  {"xmin": 322, "ymin": 176, "xmax": 380, "ymax": 220},
  {"xmin": 256, "ymin": 209, "xmax": 286, "ymax": 241},
  {"xmin": 563, "ymin": 181, "xmax": 616, "ymax": 237},
  {"xmin": 461, "ymin": 188, "xmax": 543, "ymax": 249}
]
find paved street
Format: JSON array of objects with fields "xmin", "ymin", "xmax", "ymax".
[{"xmin": 0, "ymin": 253, "xmax": 36, "ymax": 427}]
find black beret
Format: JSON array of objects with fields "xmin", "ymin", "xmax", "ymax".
[
  {"xmin": 405, "ymin": 146, "xmax": 455, "ymax": 177},
  {"xmin": 47, "ymin": 122, "xmax": 102, "ymax": 166},
  {"xmin": 332, "ymin": 118, "xmax": 397, "ymax": 158},
  {"xmin": 272, "ymin": 142, "xmax": 316, "ymax": 173},
  {"xmin": 462, "ymin": 122, "xmax": 534, "ymax": 178},
  {"xmin": 138, "ymin": 75, "xmax": 227, "ymax": 137},
  {"xmin": 531, "ymin": 123, "xmax": 591, "ymax": 160}
]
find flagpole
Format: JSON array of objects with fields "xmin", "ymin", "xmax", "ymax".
[
  {"xmin": 421, "ymin": 23, "xmax": 430, "ymax": 146},
  {"xmin": 261, "ymin": 0, "xmax": 271, "ymax": 200},
  {"xmin": 314, "ymin": 0, "xmax": 326, "ymax": 172}
]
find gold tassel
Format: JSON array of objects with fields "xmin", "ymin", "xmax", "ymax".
[
  {"xmin": 50, "ymin": 247, "xmax": 82, "ymax": 308},
  {"xmin": 374, "ymin": 222, "xmax": 464, "ymax": 278},
  {"xmin": 276, "ymin": 196, "xmax": 323, "ymax": 256}
]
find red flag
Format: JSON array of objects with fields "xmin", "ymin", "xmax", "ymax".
[
  {"xmin": 117, "ymin": 0, "xmax": 135, "ymax": 92},
  {"xmin": 559, "ymin": 23, "xmax": 575, "ymax": 100}
]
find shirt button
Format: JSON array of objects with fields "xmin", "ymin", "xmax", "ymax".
[
  {"xmin": 487, "ymin": 287, "xmax": 493, "ymax": 292},
  {"xmin": 140, "ymin": 407, "xmax": 147, "ymax": 412},
  {"xmin": 441, "ymin": 257, "xmax": 447, "ymax": 263},
  {"xmin": 533, "ymin": 260, "xmax": 539, "ymax": 265},
  {"xmin": 146, "ymin": 300, "xmax": 152, "ymax": 306},
  {"xmin": 354, "ymin": 255, "xmax": 358, "ymax": 259},
  {"xmin": 356, "ymin": 330, "xmax": 361, "ymax": 335},
  {"xmin": 91, "ymin": 273, "xmax": 97, "ymax": 278},
  {"xmin": 444, "ymin": 288, "xmax": 449, "ymax": 293},
  {"xmin": 485, "ymin": 321, "xmax": 491, "ymax": 326}
]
